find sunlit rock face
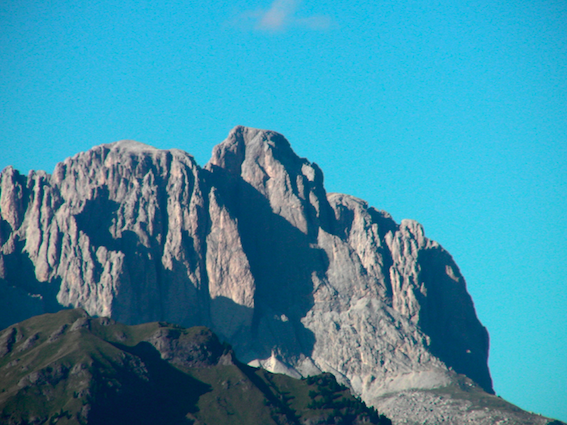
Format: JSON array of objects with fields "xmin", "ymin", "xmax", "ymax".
[{"xmin": 1, "ymin": 126, "xmax": 497, "ymax": 423}]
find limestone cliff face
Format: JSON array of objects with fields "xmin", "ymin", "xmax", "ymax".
[
  {"xmin": 1, "ymin": 141, "xmax": 211, "ymax": 329},
  {"xmin": 1, "ymin": 126, "xmax": 498, "ymax": 423},
  {"xmin": 205, "ymin": 127, "xmax": 492, "ymax": 397}
]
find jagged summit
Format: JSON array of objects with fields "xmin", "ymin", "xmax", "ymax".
[
  {"xmin": 224, "ymin": 125, "xmax": 292, "ymax": 148},
  {"xmin": 0, "ymin": 127, "xmax": 550, "ymax": 424},
  {"xmin": 104, "ymin": 139, "xmax": 159, "ymax": 152},
  {"xmin": 208, "ymin": 126, "xmax": 305, "ymax": 179}
]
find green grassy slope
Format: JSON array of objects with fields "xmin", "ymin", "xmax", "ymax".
[{"xmin": 0, "ymin": 309, "xmax": 391, "ymax": 425}]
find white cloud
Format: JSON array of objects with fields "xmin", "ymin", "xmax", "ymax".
[
  {"xmin": 235, "ymin": 0, "xmax": 334, "ymax": 32},
  {"xmin": 258, "ymin": 0, "xmax": 300, "ymax": 30}
]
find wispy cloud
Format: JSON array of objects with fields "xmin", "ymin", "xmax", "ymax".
[{"xmin": 235, "ymin": 0, "xmax": 334, "ymax": 32}]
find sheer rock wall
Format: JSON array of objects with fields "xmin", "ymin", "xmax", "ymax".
[{"xmin": 1, "ymin": 126, "xmax": 495, "ymax": 423}]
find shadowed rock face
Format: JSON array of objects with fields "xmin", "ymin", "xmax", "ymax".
[{"xmin": 1, "ymin": 126, "xmax": 498, "ymax": 423}]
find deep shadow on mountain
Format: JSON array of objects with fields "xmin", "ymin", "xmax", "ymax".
[
  {"xmin": 205, "ymin": 165, "xmax": 326, "ymax": 360},
  {"xmin": 89, "ymin": 341, "xmax": 210, "ymax": 425},
  {"xmin": 75, "ymin": 187, "xmax": 121, "ymax": 252},
  {"xmin": 417, "ymin": 247, "xmax": 494, "ymax": 394},
  {"xmin": 0, "ymin": 238, "xmax": 62, "ymax": 330}
]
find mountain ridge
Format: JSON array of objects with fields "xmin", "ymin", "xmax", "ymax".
[
  {"xmin": 0, "ymin": 308, "xmax": 392, "ymax": 425},
  {"xmin": 0, "ymin": 126, "xmax": 556, "ymax": 424}
]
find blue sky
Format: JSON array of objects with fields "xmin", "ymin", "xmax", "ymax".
[{"xmin": 1, "ymin": 0, "xmax": 566, "ymax": 420}]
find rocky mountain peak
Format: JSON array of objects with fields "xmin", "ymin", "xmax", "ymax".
[
  {"xmin": 207, "ymin": 126, "xmax": 330, "ymax": 238},
  {"xmin": 1, "ymin": 127, "xmax": 536, "ymax": 424},
  {"xmin": 208, "ymin": 126, "xmax": 293, "ymax": 175},
  {"xmin": 104, "ymin": 139, "xmax": 160, "ymax": 153}
]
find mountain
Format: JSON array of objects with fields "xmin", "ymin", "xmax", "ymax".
[
  {"xmin": 0, "ymin": 126, "xmax": 559, "ymax": 424},
  {"xmin": 0, "ymin": 308, "xmax": 391, "ymax": 425}
]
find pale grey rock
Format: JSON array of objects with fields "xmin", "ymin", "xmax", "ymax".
[
  {"xmin": 0, "ymin": 126, "xmax": 547, "ymax": 424},
  {"xmin": 374, "ymin": 386, "xmax": 551, "ymax": 425},
  {"xmin": 205, "ymin": 127, "xmax": 489, "ymax": 396},
  {"xmin": 206, "ymin": 186, "xmax": 255, "ymax": 340},
  {"xmin": 48, "ymin": 324, "xmax": 68, "ymax": 343},
  {"xmin": 248, "ymin": 351, "xmax": 303, "ymax": 379},
  {"xmin": 0, "ymin": 327, "xmax": 17, "ymax": 357},
  {"xmin": 70, "ymin": 315, "xmax": 91, "ymax": 331},
  {"xmin": 1, "ymin": 141, "xmax": 210, "ymax": 329},
  {"xmin": 16, "ymin": 332, "xmax": 40, "ymax": 352}
]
